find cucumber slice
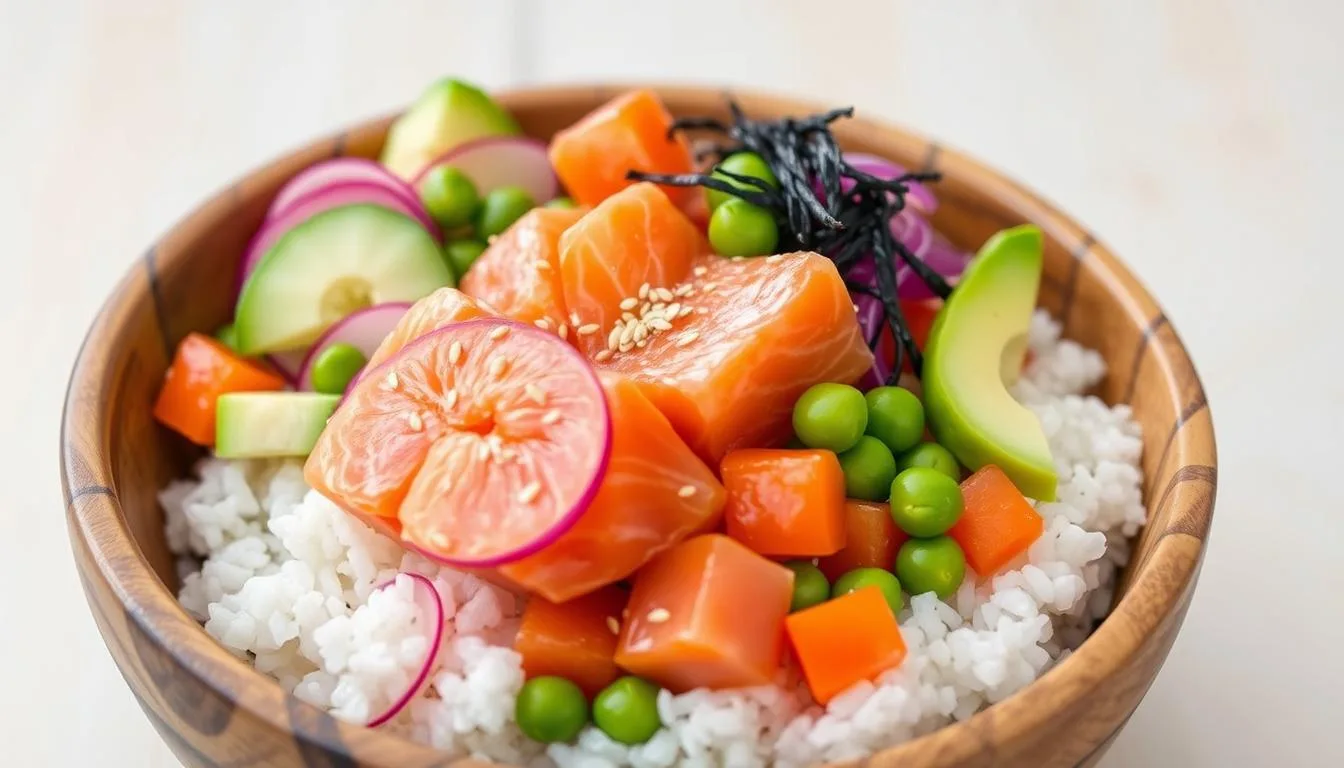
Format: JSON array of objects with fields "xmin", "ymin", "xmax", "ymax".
[
  {"xmin": 235, "ymin": 204, "xmax": 452, "ymax": 355},
  {"xmin": 215, "ymin": 392, "xmax": 341, "ymax": 458}
]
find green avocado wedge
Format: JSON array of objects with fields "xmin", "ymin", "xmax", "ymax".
[
  {"xmin": 380, "ymin": 78, "xmax": 522, "ymax": 180},
  {"xmin": 922, "ymin": 225, "xmax": 1058, "ymax": 501}
]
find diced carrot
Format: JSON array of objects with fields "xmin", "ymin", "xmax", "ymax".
[
  {"xmin": 152, "ymin": 333, "xmax": 288, "ymax": 445},
  {"xmin": 615, "ymin": 534, "xmax": 794, "ymax": 692},
  {"xmin": 548, "ymin": 89, "xmax": 695, "ymax": 208},
  {"xmin": 721, "ymin": 449, "xmax": 846, "ymax": 557},
  {"xmin": 515, "ymin": 586, "xmax": 628, "ymax": 697},
  {"xmin": 785, "ymin": 586, "xmax": 907, "ymax": 705},
  {"xmin": 948, "ymin": 465, "xmax": 1046, "ymax": 577},
  {"xmin": 816, "ymin": 501, "xmax": 909, "ymax": 582}
]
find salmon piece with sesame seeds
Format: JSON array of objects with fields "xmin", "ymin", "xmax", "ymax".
[
  {"xmin": 364, "ymin": 287, "xmax": 498, "ymax": 371},
  {"xmin": 460, "ymin": 207, "xmax": 587, "ymax": 334}
]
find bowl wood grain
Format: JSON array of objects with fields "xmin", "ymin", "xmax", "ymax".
[{"xmin": 62, "ymin": 85, "xmax": 1215, "ymax": 768}]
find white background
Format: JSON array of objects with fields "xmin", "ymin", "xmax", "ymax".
[{"xmin": 2, "ymin": 1, "xmax": 1341, "ymax": 765}]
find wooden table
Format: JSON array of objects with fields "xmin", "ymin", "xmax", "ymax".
[{"xmin": 5, "ymin": 1, "xmax": 1340, "ymax": 764}]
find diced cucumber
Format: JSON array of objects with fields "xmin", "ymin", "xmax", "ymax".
[
  {"xmin": 215, "ymin": 392, "xmax": 341, "ymax": 458},
  {"xmin": 235, "ymin": 204, "xmax": 452, "ymax": 355}
]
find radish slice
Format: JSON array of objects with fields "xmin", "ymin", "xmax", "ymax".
[
  {"xmin": 297, "ymin": 303, "xmax": 412, "ymax": 392},
  {"xmin": 269, "ymin": 158, "xmax": 423, "ymax": 222},
  {"xmin": 843, "ymin": 153, "xmax": 939, "ymax": 215},
  {"xmin": 366, "ymin": 573, "xmax": 444, "ymax": 728},
  {"xmin": 237, "ymin": 183, "xmax": 442, "ymax": 295},
  {"xmin": 412, "ymin": 137, "xmax": 557, "ymax": 205}
]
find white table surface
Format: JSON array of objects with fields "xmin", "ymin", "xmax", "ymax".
[{"xmin": 3, "ymin": 1, "xmax": 1340, "ymax": 765}]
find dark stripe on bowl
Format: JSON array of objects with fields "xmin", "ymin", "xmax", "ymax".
[
  {"xmin": 1123, "ymin": 313, "xmax": 1169, "ymax": 404},
  {"xmin": 143, "ymin": 246, "xmax": 172, "ymax": 358}
]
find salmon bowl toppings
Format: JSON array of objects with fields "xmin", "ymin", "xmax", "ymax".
[{"xmin": 155, "ymin": 79, "xmax": 1146, "ymax": 767}]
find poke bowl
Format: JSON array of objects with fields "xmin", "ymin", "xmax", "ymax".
[{"xmin": 61, "ymin": 83, "xmax": 1216, "ymax": 768}]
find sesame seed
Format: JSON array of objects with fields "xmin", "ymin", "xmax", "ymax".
[
  {"xmin": 431, "ymin": 532, "xmax": 451, "ymax": 548},
  {"xmin": 489, "ymin": 325, "xmax": 510, "ymax": 341},
  {"xmin": 765, "ymin": 254, "xmax": 783, "ymax": 263},
  {"xmin": 676, "ymin": 331, "xmax": 700, "ymax": 347},
  {"xmin": 448, "ymin": 341, "xmax": 463, "ymax": 365},
  {"xmin": 535, "ymin": 259, "xmax": 552, "ymax": 272},
  {"xmin": 702, "ymin": 282, "xmax": 717, "ymax": 292},
  {"xmin": 693, "ymin": 266, "xmax": 708, "ymax": 277},
  {"xmin": 534, "ymin": 317, "xmax": 552, "ymax": 330},
  {"xmin": 444, "ymin": 389, "xmax": 459, "ymax": 408},
  {"xmin": 661, "ymin": 377, "xmax": 678, "ymax": 387},
  {"xmin": 384, "ymin": 371, "xmax": 399, "ymax": 389},
  {"xmin": 679, "ymin": 306, "xmax": 694, "ymax": 318},
  {"xmin": 500, "ymin": 448, "xmax": 518, "ymax": 462},
  {"xmin": 517, "ymin": 482, "xmax": 541, "ymax": 504},
  {"xmin": 489, "ymin": 357, "xmax": 509, "ymax": 379},
  {"xmin": 541, "ymin": 410, "xmax": 562, "ymax": 425},
  {"xmin": 731, "ymin": 256, "xmax": 745, "ymax": 262},
  {"xmin": 621, "ymin": 311, "xmax": 637, "ymax": 322},
  {"xmin": 618, "ymin": 340, "xmax": 635, "ymax": 353},
  {"xmin": 577, "ymin": 323, "xmax": 600, "ymax": 336},
  {"xmin": 558, "ymin": 323, "xmax": 569, "ymax": 340},
  {"xmin": 649, "ymin": 317, "xmax": 673, "ymax": 332},
  {"xmin": 664, "ymin": 302, "xmax": 681, "ymax": 317},
  {"xmin": 651, "ymin": 302, "xmax": 667, "ymax": 314},
  {"xmin": 477, "ymin": 443, "xmax": 491, "ymax": 461},
  {"xmin": 407, "ymin": 412, "xmax": 423, "ymax": 431},
  {"xmin": 675, "ymin": 284, "xmax": 694, "ymax": 297},
  {"xmin": 638, "ymin": 282, "xmax": 650, "ymax": 300},
  {"xmin": 594, "ymin": 349, "xmax": 613, "ymax": 362},
  {"xmin": 853, "ymin": 304, "xmax": 861, "ymax": 312},
  {"xmin": 525, "ymin": 384, "xmax": 546, "ymax": 404},
  {"xmin": 655, "ymin": 287, "xmax": 675, "ymax": 302},
  {"xmin": 640, "ymin": 301, "xmax": 653, "ymax": 316},
  {"xmin": 619, "ymin": 297, "xmax": 639, "ymax": 311},
  {"xmin": 696, "ymin": 307, "xmax": 708, "ymax": 315},
  {"xmin": 608, "ymin": 324, "xmax": 624, "ymax": 351},
  {"xmin": 606, "ymin": 617, "xmax": 620, "ymax": 635},
  {"xmin": 620, "ymin": 322, "xmax": 638, "ymax": 346},
  {"xmin": 647, "ymin": 608, "xmax": 670, "ymax": 623},
  {"xmin": 633, "ymin": 324, "xmax": 649, "ymax": 343},
  {"xmin": 636, "ymin": 338, "xmax": 648, "ymax": 348},
  {"xmin": 678, "ymin": 485, "xmax": 697, "ymax": 498}
]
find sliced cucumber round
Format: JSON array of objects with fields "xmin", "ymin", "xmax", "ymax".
[
  {"xmin": 235, "ymin": 204, "xmax": 452, "ymax": 355},
  {"xmin": 215, "ymin": 392, "xmax": 341, "ymax": 459}
]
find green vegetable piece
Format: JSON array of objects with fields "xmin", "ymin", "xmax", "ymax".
[
  {"xmin": 832, "ymin": 567, "xmax": 904, "ymax": 615},
  {"xmin": 544, "ymin": 196, "xmax": 577, "ymax": 209},
  {"xmin": 895, "ymin": 536, "xmax": 966, "ymax": 600},
  {"xmin": 792, "ymin": 382, "xmax": 868, "ymax": 453},
  {"xmin": 380, "ymin": 77, "xmax": 522, "ymax": 180},
  {"xmin": 785, "ymin": 561, "xmax": 831, "ymax": 612},
  {"xmin": 445, "ymin": 239, "xmax": 489, "ymax": 280},
  {"xmin": 708, "ymin": 199, "xmax": 779, "ymax": 258},
  {"xmin": 593, "ymin": 676, "xmax": 662, "ymax": 745},
  {"xmin": 215, "ymin": 392, "xmax": 341, "ymax": 459},
  {"xmin": 706, "ymin": 151, "xmax": 779, "ymax": 211},
  {"xmin": 309, "ymin": 342, "xmax": 368, "ymax": 395},
  {"xmin": 418, "ymin": 165, "xmax": 480, "ymax": 228},
  {"xmin": 476, "ymin": 185, "xmax": 536, "ymax": 239},
  {"xmin": 214, "ymin": 323, "xmax": 239, "ymax": 351},
  {"xmin": 864, "ymin": 386, "xmax": 925, "ymax": 454},
  {"xmin": 837, "ymin": 436, "xmax": 898, "ymax": 501},
  {"xmin": 515, "ymin": 676, "xmax": 589, "ymax": 744},
  {"xmin": 921, "ymin": 224, "xmax": 1057, "ymax": 500},
  {"xmin": 897, "ymin": 442, "xmax": 961, "ymax": 480},
  {"xmin": 889, "ymin": 467, "xmax": 964, "ymax": 537}
]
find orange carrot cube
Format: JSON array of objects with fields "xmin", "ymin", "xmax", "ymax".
[
  {"xmin": 152, "ymin": 333, "xmax": 288, "ymax": 446},
  {"xmin": 721, "ymin": 449, "xmax": 847, "ymax": 557},
  {"xmin": 785, "ymin": 586, "xmax": 908, "ymax": 704},
  {"xmin": 615, "ymin": 534, "xmax": 794, "ymax": 692},
  {"xmin": 949, "ymin": 465, "xmax": 1046, "ymax": 577}
]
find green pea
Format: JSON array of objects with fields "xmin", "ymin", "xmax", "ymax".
[
  {"xmin": 894, "ymin": 536, "xmax": 966, "ymax": 600},
  {"xmin": 889, "ymin": 467, "xmax": 964, "ymax": 537},
  {"xmin": 418, "ymin": 165, "xmax": 480, "ymax": 229},
  {"xmin": 708, "ymin": 199, "xmax": 778, "ymax": 258},
  {"xmin": 214, "ymin": 323, "xmax": 239, "ymax": 351},
  {"xmin": 445, "ymin": 239, "xmax": 488, "ymax": 280},
  {"xmin": 864, "ymin": 386, "xmax": 925, "ymax": 454},
  {"xmin": 832, "ymin": 567, "xmax": 904, "ymax": 615},
  {"xmin": 310, "ymin": 342, "xmax": 367, "ymax": 395},
  {"xmin": 897, "ymin": 442, "xmax": 961, "ymax": 480},
  {"xmin": 785, "ymin": 561, "xmax": 830, "ymax": 612},
  {"xmin": 476, "ymin": 185, "xmax": 536, "ymax": 239},
  {"xmin": 515, "ymin": 676, "xmax": 589, "ymax": 743},
  {"xmin": 792, "ymin": 382, "xmax": 868, "ymax": 453},
  {"xmin": 837, "ymin": 436, "xmax": 898, "ymax": 501},
  {"xmin": 706, "ymin": 151, "xmax": 779, "ymax": 211},
  {"xmin": 544, "ymin": 196, "xmax": 577, "ymax": 209},
  {"xmin": 592, "ymin": 676, "xmax": 661, "ymax": 745}
]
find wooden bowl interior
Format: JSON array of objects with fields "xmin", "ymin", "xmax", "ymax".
[{"xmin": 63, "ymin": 85, "xmax": 1214, "ymax": 768}]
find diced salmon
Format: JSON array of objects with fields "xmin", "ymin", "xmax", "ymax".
[
  {"xmin": 615, "ymin": 534, "xmax": 793, "ymax": 692},
  {"xmin": 498, "ymin": 371, "xmax": 725, "ymax": 602},
  {"xmin": 460, "ymin": 207, "xmax": 586, "ymax": 330},
  {"xmin": 817, "ymin": 501, "xmax": 909, "ymax": 581},
  {"xmin": 548, "ymin": 89, "xmax": 696, "ymax": 208},
  {"xmin": 559, "ymin": 182, "xmax": 706, "ymax": 354},
  {"xmin": 599, "ymin": 252, "xmax": 874, "ymax": 463},
  {"xmin": 721, "ymin": 449, "xmax": 847, "ymax": 557},
  {"xmin": 515, "ymin": 586, "xmax": 628, "ymax": 697},
  {"xmin": 364, "ymin": 287, "xmax": 497, "ymax": 370}
]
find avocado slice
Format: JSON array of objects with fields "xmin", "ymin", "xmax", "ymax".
[
  {"xmin": 216, "ymin": 392, "xmax": 341, "ymax": 459},
  {"xmin": 922, "ymin": 225, "xmax": 1058, "ymax": 501},
  {"xmin": 380, "ymin": 78, "xmax": 522, "ymax": 180}
]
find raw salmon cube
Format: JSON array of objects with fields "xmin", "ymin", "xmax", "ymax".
[
  {"xmin": 460, "ymin": 207, "xmax": 586, "ymax": 331},
  {"xmin": 817, "ymin": 501, "xmax": 909, "ymax": 581},
  {"xmin": 615, "ymin": 534, "xmax": 794, "ymax": 692},
  {"xmin": 721, "ymin": 449, "xmax": 847, "ymax": 557},
  {"xmin": 364, "ymin": 287, "xmax": 497, "ymax": 370},
  {"xmin": 515, "ymin": 586, "xmax": 628, "ymax": 697}
]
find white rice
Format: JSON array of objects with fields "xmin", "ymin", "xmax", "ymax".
[{"xmin": 161, "ymin": 310, "xmax": 1144, "ymax": 767}]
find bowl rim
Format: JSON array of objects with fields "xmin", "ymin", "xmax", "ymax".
[{"xmin": 62, "ymin": 83, "xmax": 1216, "ymax": 766}]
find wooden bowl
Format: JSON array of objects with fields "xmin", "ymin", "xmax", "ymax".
[{"xmin": 62, "ymin": 85, "xmax": 1216, "ymax": 768}]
